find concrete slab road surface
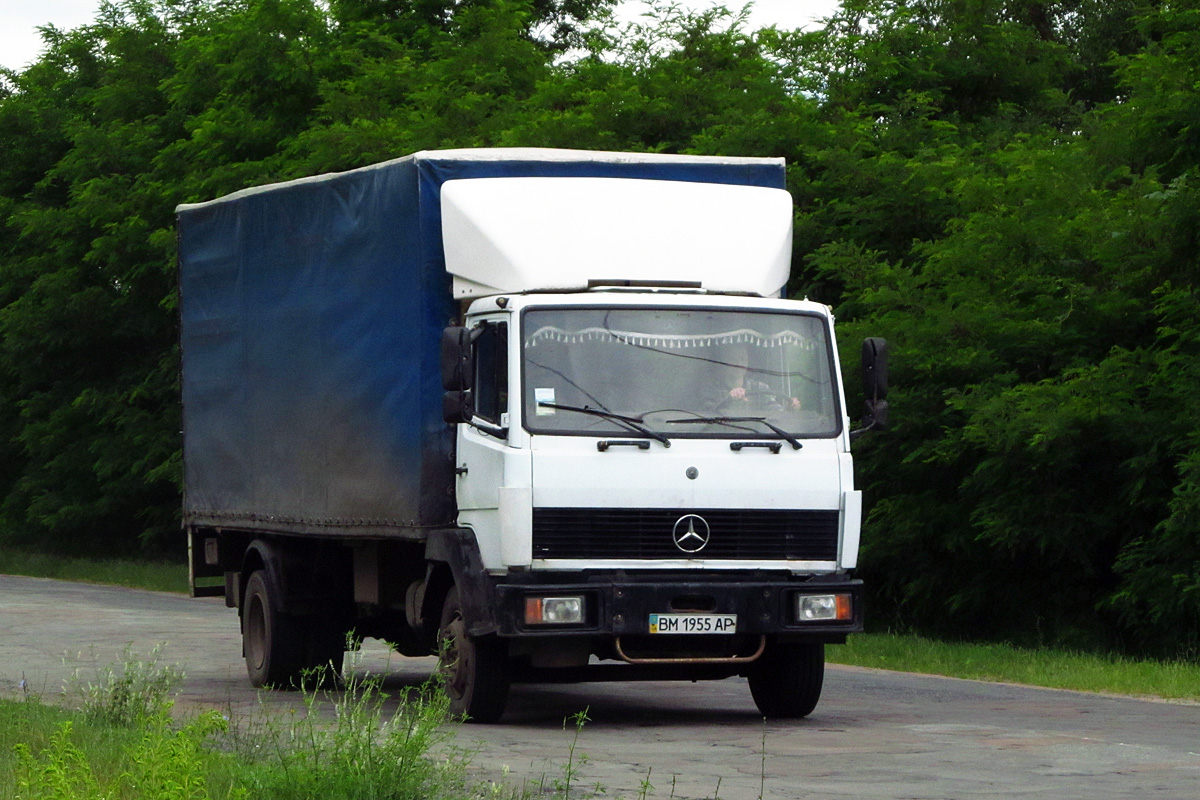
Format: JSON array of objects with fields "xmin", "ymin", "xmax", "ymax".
[{"xmin": 2, "ymin": 574, "xmax": 1198, "ymax": 799}]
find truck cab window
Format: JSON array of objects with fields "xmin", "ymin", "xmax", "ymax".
[
  {"xmin": 473, "ymin": 321, "xmax": 508, "ymax": 425},
  {"xmin": 522, "ymin": 307, "xmax": 839, "ymax": 439}
]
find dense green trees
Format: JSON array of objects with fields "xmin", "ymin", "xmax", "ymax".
[
  {"xmin": 1, "ymin": 0, "xmax": 1198, "ymax": 655},
  {"xmin": 813, "ymin": 0, "xmax": 1200, "ymax": 655}
]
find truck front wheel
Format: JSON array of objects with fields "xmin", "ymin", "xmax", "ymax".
[
  {"xmin": 437, "ymin": 586, "xmax": 510, "ymax": 723},
  {"xmin": 747, "ymin": 641, "xmax": 825, "ymax": 718}
]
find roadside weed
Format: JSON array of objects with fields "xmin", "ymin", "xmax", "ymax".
[
  {"xmin": 68, "ymin": 643, "xmax": 183, "ymax": 727},
  {"xmin": 12, "ymin": 721, "xmax": 107, "ymax": 800},
  {"xmin": 224, "ymin": 653, "xmax": 474, "ymax": 800},
  {"xmin": 11, "ymin": 712, "xmax": 232, "ymax": 800},
  {"xmin": 637, "ymin": 766, "xmax": 653, "ymax": 800},
  {"xmin": 561, "ymin": 707, "xmax": 591, "ymax": 799},
  {"xmin": 758, "ymin": 718, "xmax": 767, "ymax": 800},
  {"xmin": 531, "ymin": 707, "xmax": 591, "ymax": 799},
  {"xmin": 5, "ymin": 645, "xmax": 484, "ymax": 800},
  {"xmin": 120, "ymin": 711, "xmax": 235, "ymax": 800}
]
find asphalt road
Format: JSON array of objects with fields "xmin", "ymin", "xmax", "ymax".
[{"xmin": 3, "ymin": 574, "xmax": 1198, "ymax": 799}]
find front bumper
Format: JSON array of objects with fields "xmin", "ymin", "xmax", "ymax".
[{"xmin": 493, "ymin": 573, "xmax": 863, "ymax": 640}]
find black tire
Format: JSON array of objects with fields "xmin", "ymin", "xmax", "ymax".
[
  {"xmin": 438, "ymin": 586, "xmax": 510, "ymax": 723},
  {"xmin": 747, "ymin": 641, "xmax": 825, "ymax": 719},
  {"xmin": 243, "ymin": 570, "xmax": 304, "ymax": 688}
]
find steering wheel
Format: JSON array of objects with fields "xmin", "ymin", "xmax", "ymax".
[{"xmin": 714, "ymin": 389, "xmax": 776, "ymax": 413}]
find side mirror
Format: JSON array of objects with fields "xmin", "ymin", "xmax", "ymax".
[
  {"xmin": 443, "ymin": 390, "xmax": 473, "ymax": 425},
  {"xmin": 441, "ymin": 326, "xmax": 473, "ymax": 391},
  {"xmin": 862, "ymin": 398, "xmax": 889, "ymax": 431},
  {"xmin": 850, "ymin": 338, "xmax": 889, "ymax": 441},
  {"xmin": 861, "ymin": 337, "xmax": 888, "ymax": 402}
]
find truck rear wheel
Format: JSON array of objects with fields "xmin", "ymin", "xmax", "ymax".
[
  {"xmin": 243, "ymin": 570, "xmax": 345, "ymax": 688},
  {"xmin": 438, "ymin": 586, "xmax": 510, "ymax": 723},
  {"xmin": 747, "ymin": 641, "xmax": 825, "ymax": 718},
  {"xmin": 243, "ymin": 570, "xmax": 303, "ymax": 688}
]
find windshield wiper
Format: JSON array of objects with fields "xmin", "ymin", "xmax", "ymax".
[
  {"xmin": 666, "ymin": 415, "xmax": 802, "ymax": 451},
  {"xmin": 539, "ymin": 402, "xmax": 670, "ymax": 447}
]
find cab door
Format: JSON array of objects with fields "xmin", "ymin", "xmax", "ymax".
[{"xmin": 455, "ymin": 319, "xmax": 511, "ymax": 566}]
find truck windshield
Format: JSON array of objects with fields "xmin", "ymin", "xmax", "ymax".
[{"xmin": 522, "ymin": 307, "xmax": 841, "ymax": 439}]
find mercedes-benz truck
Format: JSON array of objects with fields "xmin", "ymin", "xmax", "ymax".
[{"xmin": 178, "ymin": 148, "xmax": 887, "ymax": 722}]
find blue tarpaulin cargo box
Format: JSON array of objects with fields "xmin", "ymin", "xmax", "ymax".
[{"xmin": 177, "ymin": 149, "xmax": 786, "ymax": 537}]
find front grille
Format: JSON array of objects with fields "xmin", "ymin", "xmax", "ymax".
[{"xmin": 532, "ymin": 508, "xmax": 839, "ymax": 561}]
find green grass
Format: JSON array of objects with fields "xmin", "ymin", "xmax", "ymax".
[
  {"xmin": 2, "ymin": 647, "xmax": 492, "ymax": 800},
  {"xmin": 830, "ymin": 632, "xmax": 1200, "ymax": 701},
  {"xmin": 1, "ymin": 702, "xmax": 140, "ymax": 799},
  {"xmin": 0, "ymin": 549, "xmax": 187, "ymax": 593}
]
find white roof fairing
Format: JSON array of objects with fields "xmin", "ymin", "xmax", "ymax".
[{"xmin": 440, "ymin": 177, "xmax": 794, "ymax": 299}]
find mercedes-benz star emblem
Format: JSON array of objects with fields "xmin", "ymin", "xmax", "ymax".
[{"xmin": 672, "ymin": 514, "xmax": 711, "ymax": 554}]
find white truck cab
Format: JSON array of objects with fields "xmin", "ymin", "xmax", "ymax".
[{"xmin": 434, "ymin": 174, "xmax": 886, "ymax": 720}]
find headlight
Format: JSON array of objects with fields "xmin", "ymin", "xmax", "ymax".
[
  {"xmin": 524, "ymin": 596, "xmax": 585, "ymax": 625},
  {"xmin": 796, "ymin": 593, "xmax": 853, "ymax": 622}
]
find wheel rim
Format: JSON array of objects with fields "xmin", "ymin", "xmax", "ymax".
[
  {"xmin": 246, "ymin": 594, "xmax": 267, "ymax": 672},
  {"xmin": 441, "ymin": 613, "xmax": 472, "ymax": 702}
]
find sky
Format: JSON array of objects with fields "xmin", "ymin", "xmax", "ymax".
[{"xmin": 1, "ymin": 0, "xmax": 841, "ymax": 72}]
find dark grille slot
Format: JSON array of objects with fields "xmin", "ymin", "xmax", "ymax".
[{"xmin": 532, "ymin": 508, "xmax": 839, "ymax": 561}]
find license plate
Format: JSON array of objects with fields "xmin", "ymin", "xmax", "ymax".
[{"xmin": 648, "ymin": 613, "xmax": 737, "ymax": 634}]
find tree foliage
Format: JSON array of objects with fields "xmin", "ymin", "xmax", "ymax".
[{"xmin": 2, "ymin": 0, "xmax": 1199, "ymax": 656}]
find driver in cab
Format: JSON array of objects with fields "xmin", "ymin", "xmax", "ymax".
[{"xmin": 705, "ymin": 343, "xmax": 801, "ymax": 413}]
